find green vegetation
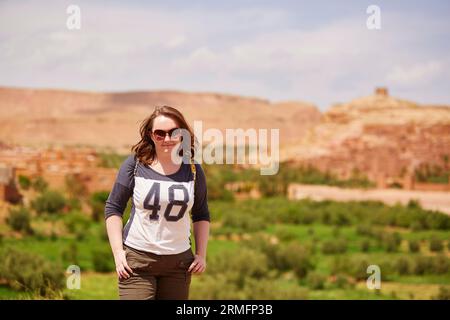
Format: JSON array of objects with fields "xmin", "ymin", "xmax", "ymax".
[
  {"xmin": 89, "ymin": 191, "xmax": 110, "ymax": 222},
  {"xmin": 415, "ymin": 156, "xmax": 450, "ymax": 184},
  {"xmin": 1, "ymin": 160, "xmax": 449, "ymax": 299},
  {"xmin": 31, "ymin": 190, "xmax": 66, "ymax": 215},
  {"xmin": 18, "ymin": 175, "xmax": 31, "ymax": 190},
  {"xmin": 201, "ymin": 161, "xmax": 375, "ymax": 201},
  {"xmin": 0, "ymin": 248, "xmax": 65, "ymax": 298},
  {"xmin": 98, "ymin": 152, "xmax": 128, "ymax": 169},
  {"xmin": 6, "ymin": 206, "xmax": 33, "ymax": 234},
  {"xmin": 31, "ymin": 176, "xmax": 49, "ymax": 193}
]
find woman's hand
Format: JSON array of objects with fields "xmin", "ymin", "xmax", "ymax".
[
  {"xmin": 113, "ymin": 249, "xmax": 133, "ymax": 280},
  {"xmin": 188, "ymin": 254, "xmax": 206, "ymax": 274}
]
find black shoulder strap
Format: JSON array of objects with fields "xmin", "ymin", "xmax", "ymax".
[
  {"xmin": 133, "ymin": 156, "xmax": 139, "ymax": 178},
  {"xmin": 190, "ymin": 158, "xmax": 196, "ymax": 186}
]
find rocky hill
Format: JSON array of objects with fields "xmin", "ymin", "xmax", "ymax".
[
  {"xmin": 282, "ymin": 89, "xmax": 450, "ymax": 180},
  {"xmin": 1, "ymin": 86, "xmax": 449, "ymax": 182},
  {"xmin": 0, "ymin": 87, "xmax": 321, "ymax": 154}
]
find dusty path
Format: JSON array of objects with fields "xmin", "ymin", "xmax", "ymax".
[{"xmin": 288, "ymin": 184, "xmax": 450, "ymax": 215}]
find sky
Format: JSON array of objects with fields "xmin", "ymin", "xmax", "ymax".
[{"xmin": 0, "ymin": 0, "xmax": 449, "ymax": 110}]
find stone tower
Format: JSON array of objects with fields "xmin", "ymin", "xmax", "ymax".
[{"xmin": 375, "ymin": 87, "xmax": 389, "ymax": 97}]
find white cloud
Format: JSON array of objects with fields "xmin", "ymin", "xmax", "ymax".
[
  {"xmin": 0, "ymin": 1, "xmax": 448, "ymax": 109},
  {"xmin": 386, "ymin": 61, "xmax": 443, "ymax": 86}
]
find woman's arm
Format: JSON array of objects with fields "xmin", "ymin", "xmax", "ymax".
[
  {"xmin": 104, "ymin": 155, "xmax": 136, "ymax": 279},
  {"xmin": 106, "ymin": 215, "xmax": 133, "ymax": 280},
  {"xmin": 193, "ymin": 220, "xmax": 210, "ymax": 258},
  {"xmin": 188, "ymin": 163, "xmax": 211, "ymax": 274},
  {"xmin": 188, "ymin": 220, "xmax": 210, "ymax": 274}
]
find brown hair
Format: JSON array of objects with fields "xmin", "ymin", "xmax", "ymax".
[{"xmin": 131, "ymin": 106, "xmax": 198, "ymax": 165}]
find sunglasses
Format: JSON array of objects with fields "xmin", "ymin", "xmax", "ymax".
[{"xmin": 152, "ymin": 128, "xmax": 182, "ymax": 141}]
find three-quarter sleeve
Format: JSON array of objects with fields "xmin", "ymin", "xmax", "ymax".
[
  {"xmin": 104, "ymin": 154, "xmax": 136, "ymax": 219},
  {"xmin": 191, "ymin": 163, "xmax": 211, "ymax": 222}
]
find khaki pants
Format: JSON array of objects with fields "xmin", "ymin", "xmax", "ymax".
[{"xmin": 118, "ymin": 244, "xmax": 195, "ymax": 300}]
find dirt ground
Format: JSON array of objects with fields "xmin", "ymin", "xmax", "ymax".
[{"xmin": 289, "ymin": 184, "xmax": 450, "ymax": 215}]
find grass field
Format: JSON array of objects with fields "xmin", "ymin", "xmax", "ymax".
[{"xmin": 1, "ymin": 197, "xmax": 449, "ymax": 300}]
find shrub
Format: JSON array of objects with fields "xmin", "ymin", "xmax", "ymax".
[
  {"xmin": 61, "ymin": 242, "xmax": 79, "ymax": 266},
  {"xmin": 91, "ymin": 248, "xmax": 115, "ymax": 272},
  {"xmin": 395, "ymin": 257, "xmax": 411, "ymax": 275},
  {"xmin": 321, "ymin": 239, "xmax": 347, "ymax": 255},
  {"xmin": 208, "ymin": 248, "xmax": 269, "ymax": 288},
  {"xmin": 331, "ymin": 211, "xmax": 352, "ymax": 226},
  {"xmin": 331, "ymin": 274, "xmax": 355, "ymax": 289},
  {"xmin": 222, "ymin": 212, "xmax": 267, "ymax": 232},
  {"xmin": 31, "ymin": 190, "xmax": 66, "ymax": 215},
  {"xmin": 351, "ymin": 258, "xmax": 371, "ymax": 281},
  {"xmin": 413, "ymin": 256, "xmax": 433, "ymax": 275},
  {"xmin": 306, "ymin": 272, "xmax": 327, "ymax": 290},
  {"xmin": 408, "ymin": 240, "xmax": 420, "ymax": 253},
  {"xmin": 431, "ymin": 255, "xmax": 450, "ymax": 274},
  {"xmin": 32, "ymin": 176, "xmax": 48, "ymax": 193},
  {"xmin": 297, "ymin": 210, "xmax": 317, "ymax": 224},
  {"xmin": 0, "ymin": 248, "xmax": 65, "ymax": 297},
  {"xmin": 244, "ymin": 278, "xmax": 308, "ymax": 299},
  {"xmin": 356, "ymin": 224, "xmax": 375, "ymax": 237},
  {"xmin": 63, "ymin": 211, "xmax": 91, "ymax": 235},
  {"xmin": 429, "ymin": 237, "xmax": 444, "ymax": 252},
  {"xmin": 432, "ymin": 286, "xmax": 450, "ymax": 300},
  {"xmin": 89, "ymin": 191, "xmax": 110, "ymax": 222},
  {"xmin": 332, "ymin": 227, "xmax": 341, "ymax": 237},
  {"xmin": 6, "ymin": 207, "xmax": 33, "ymax": 234},
  {"xmin": 18, "ymin": 175, "xmax": 31, "ymax": 190},
  {"xmin": 407, "ymin": 199, "xmax": 421, "ymax": 210},
  {"xmin": 360, "ymin": 239, "xmax": 371, "ymax": 252},
  {"xmin": 275, "ymin": 242, "xmax": 314, "ymax": 278},
  {"xmin": 383, "ymin": 233, "xmax": 402, "ymax": 252},
  {"xmin": 66, "ymin": 197, "xmax": 82, "ymax": 211},
  {"xmin": 413, "ymin": 255, "xmax": 449, "ymax": 275},
  {"xmin": 274, "ymin": 228, "xmax": 297, "ymax": 242},
  {"xmin": 189, "ymin": 274, "xmax": 243, "ymax": 299}
]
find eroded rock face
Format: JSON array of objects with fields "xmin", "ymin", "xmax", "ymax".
[
  {"xmin": 0, "ymin": 87, "xmax": 322, "ymax": 154},
  {"xmin": 282, "ymin": 92, "xmax": 450, "ymax": 181},
  {"xmin": 1, "ymin": 86, "xmax": 449, "ymax": 185}
]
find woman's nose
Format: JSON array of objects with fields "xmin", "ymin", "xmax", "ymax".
[{"xmin": 164, "ymin": 133, "xmax": 171, "ymax": 142}]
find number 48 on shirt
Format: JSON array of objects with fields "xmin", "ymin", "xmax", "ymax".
[{"xmin": 143, "ymin": 182, "xmax": 189, "ymax": 222}]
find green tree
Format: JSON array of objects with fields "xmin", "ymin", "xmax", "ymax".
[
  {"xmin": 6, "ymin": 206, "xmax": 33, "ymax": 234},
  {"xmin": 32, "ymin": 176, "xmax": 49, "ymax": 193},
  {"xmin": 18, "ymin": 175, "xmax": 31, "ymax": 190},
  {"xmin": 31, "ymin": 190, "xmax": 66, "ymax": 215},
  {"xmin": 89, "ymin": 191, "xmax": 110, "ymax": 222}
]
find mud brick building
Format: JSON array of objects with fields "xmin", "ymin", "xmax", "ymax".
[
  {"xmin": 0, "ymin": 145, "xmax": 118, "ymax": 195},
  {"xmin": 0, "ymin": 165, "xmax": 22, "ymax": 203}
]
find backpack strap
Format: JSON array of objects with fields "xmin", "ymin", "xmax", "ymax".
[
  {"xmin": 130, "ymin": 156, "xmax": 138, "ymax": 192},
  {"xmin": 133, "ymin": 156, "xmax": 139, "ymax": 178},
  {"xmin": 190, "ymin": 158, "xmax": 196, "ymax": 186}
]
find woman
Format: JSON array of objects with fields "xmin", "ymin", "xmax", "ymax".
[{"xmin": 104, "ymin": 106, "xmax": 210, "ymax": 300}]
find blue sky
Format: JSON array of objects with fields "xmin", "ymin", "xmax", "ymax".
[{"xmin": 0, "ymin": 0, "xmax": 449, "ymax": 110}]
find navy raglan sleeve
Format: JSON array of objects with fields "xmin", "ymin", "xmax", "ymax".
[
  {"xmin": 191, "ymin": 163, "xmax": 211, "ymax": 223},
  {"xmin": 104, "ymin": 155, "xmax": 136, "ymax": 219}
]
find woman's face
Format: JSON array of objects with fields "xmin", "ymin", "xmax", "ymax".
[{"xmin": 150, "ymin": 115, "xmax": 182, "ymax": 156}]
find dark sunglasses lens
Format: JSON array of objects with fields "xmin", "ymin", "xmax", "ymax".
[{"xmin": 153, "ymin": 130, "xmax": 166, "ymax": 139}]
